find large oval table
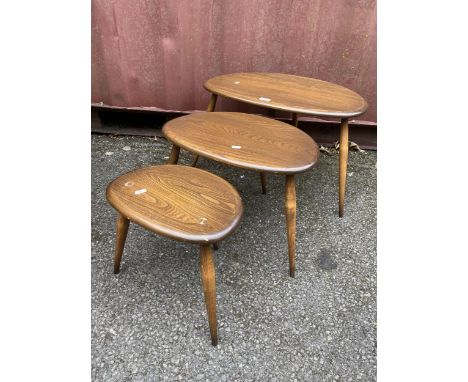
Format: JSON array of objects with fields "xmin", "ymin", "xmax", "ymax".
[{"xmin": 201, "ymin": 72, "xmax": 368, "ymax": 217}]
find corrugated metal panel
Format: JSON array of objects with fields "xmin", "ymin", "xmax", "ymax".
[{"xmin": 92, "ymin": 0, "xmax": 376, "ymax": 122}]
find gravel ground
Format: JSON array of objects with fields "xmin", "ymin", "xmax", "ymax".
[{"xmin": 91, "ymin": 134, "xmax": 377, "ymax": 381}]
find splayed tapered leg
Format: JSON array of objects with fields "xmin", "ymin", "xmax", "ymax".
[
  {"xmin": 285, "ymin": 175, "xmax": 296, "ymax": 278},
  {"xmin": 339, "ymin": 118, "xmax": 349, "ymax": 217},
  {"xmin": 292, "ymin": 112, "xmax": 298, "ymax": 127},
  {"xmin": 192, "ymin": 94, "xmax": 218, "ymax": 167},
  {"xmin": 113, "ymin": 213, "xmax": 129, "ymax": 274},
  {"xmin": 199, "ymin": 244, "xmax": 218, "ymax": 346},
  {"xmin": 168, "ymin": 144, "xmax": 180, "ymax": 164},
  {"xmin": 206, "ymin": 93, "xmax": 218, "ymax": 112},
  {"xmin": 260, "ymin": 173, "xmax": 267, "ymax": 194}
]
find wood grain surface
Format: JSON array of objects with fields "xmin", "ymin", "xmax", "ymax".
[
  {"xmin": 199, "ymin": 244, "xmax": 218, "ymax": 346},
  {"xmin": 168, "ymin": 144, "xmax": 180, "ymax": 164},
  {"xmin": 285, "ymin": 175, "xmax": 296, "ymax": 278},
  {"xmin": 113, "ymin": 213, "xmax": 129, "ymax": 274},
  {"xmin": 163, "ymin": 112, "xmax": 319, "ymax": 174},
  {"xmin": 339, "ymin": 118, "xmax": 349, "ymax": 217},
  {"xmin": 106, "ymin": 165, "xmax": 243, "ymax": 244},
  {"xmin": 204, "ymin": 73, "xmax": 368, "ymax": 118},
  {"xmin": 190, "ymin": 93, "xmax": 219, "ymax": 167}
]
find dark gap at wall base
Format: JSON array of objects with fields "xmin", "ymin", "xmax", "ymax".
[{"xmin": 91, "ymin": 108, "xmax": 376, "ymax": 150}]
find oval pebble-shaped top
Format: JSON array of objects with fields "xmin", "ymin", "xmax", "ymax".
[
  {"xmin": 163, "ymin": 112, "xmax": 319, "ymax": 174},
  {"xmin": 204, "ymin": 72, "xmax": 368, "ymax": 118},
  {"xmin": 106, "ymin": 165, "xmax": 243, "ymax": 244}
]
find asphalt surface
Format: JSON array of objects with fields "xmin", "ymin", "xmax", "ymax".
[{"xmin": 91, "ymin": 134, "xmax": 377, "ymax": 381}]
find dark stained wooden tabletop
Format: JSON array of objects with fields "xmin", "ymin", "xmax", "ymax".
[
  {"xmin": 163, "ymin": 112, "xmax": 319, "ymax": 174},
  {"xmin": 204, "ymin": 72, "xmax": 368, "ymax": 118},
  {"xmin": 106, "ymin": 165, "xmax": 243, "ymax": 244}
]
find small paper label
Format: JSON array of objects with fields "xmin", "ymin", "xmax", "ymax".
[
  {"xmin": 259, "ymin": 97, "xmax": 271, "ymax": 102},
  {"xmin": 134, "ymin": 189, "xmax": 147, "ymax": 195}
]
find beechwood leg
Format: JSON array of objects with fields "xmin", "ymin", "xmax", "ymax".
[
  {"xmin": 292, "ymin": 112, "xmax": 298, "ymax": 127},
  {"xmin": 168, "ymin": 144, "xmax": 180, "ymax": 165},
  {"xmin": 339, "ymin": 118, "xmax": 349, "ymax": 217},
  {"xmin": 199, "ymin": 244, "xmax": 218, "ymax": 346},
  {"xmin": 192, "ymin": 94, "xmax": 218, "ymax": 167},
  {"xmin": 114, "ymin": 213, "xmax": 129, "ymax": 274},
  {"xmin": 285, "ymin": 175, "xmax": 297, "ymax": 278},
  {"xmin": 260, "ymin": 172, "xmax": 267, "ymax": 194}
]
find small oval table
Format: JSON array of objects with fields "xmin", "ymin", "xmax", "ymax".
[
  {"xmin": 202, "ymin": 72, "xmax": 368, "ymax": 217},
  {"xmin": 106, "ymin": 164, "xmax": 243, "ymax": 346},
  {"xmin": 163, "ymin": 112, "xmax": 319, "ymax": 278}
]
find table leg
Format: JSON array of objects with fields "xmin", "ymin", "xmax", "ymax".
[
  {"xmin": 260, "ymin": 172, "xmax": 267, "ymax": 194},
  {"xmin": 292, "ymin": 112, "xmax": 298, "ymax": 127},
  {"xmin": 199, "ymin": 244, "xmax": 218, "ymax": 346},
  {"xmin": 285, "ymin": 175, "xmax": 296, "ymax": 278},
  {"xmin": 192, "ymin": 94, "xmax": 218, "ymax": 167},
  {"xmin": 206, "ymin": 93, "xmax": 218, "ymax": 112},
  {"xmin": 339, "ymin": 118, "xmax": 349, "ymax": 217},
  {"xmin": 167, "ymin": 144, "xmax": 180, "ymax": 164},
  {"xmin": 114, "ymin": 213, "xmax": 129, "ymax": 274}
]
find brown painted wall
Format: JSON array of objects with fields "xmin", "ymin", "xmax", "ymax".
[{"xmin": 92, "ymin": 0, "xmax": 376, "ymax": 122}]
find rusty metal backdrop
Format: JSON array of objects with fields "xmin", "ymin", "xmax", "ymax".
[{"xmin": 92, "ymin": 0, "xmax": 376, "ymax": 122}]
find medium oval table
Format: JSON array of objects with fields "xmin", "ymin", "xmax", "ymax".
[
  {"xmin": 202, "ymin": 72, "xmax": 368, "ymax": 217},
  {"xmin": 164, "ymin": 112, "xmax": 319, "ymax": 278}
]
